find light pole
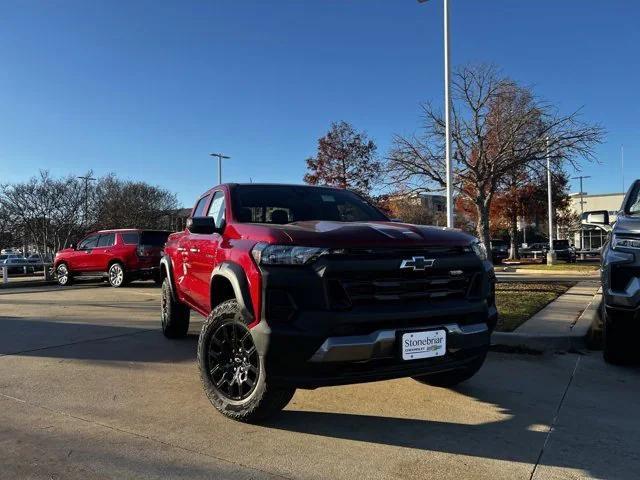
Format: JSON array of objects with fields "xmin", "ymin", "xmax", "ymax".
[
  {"xmin": 546, "ymin": 137, "xmax": 557, "ymax": 265},
  {"xmin": 210, "ymin": 153, "xmax": 230, "ymax": 185},
  {"xmin": 418, "ymin": 0, "xmax": 453, "ymax": 228},
  {"xmin": 572, "ymin": 175, "xmax": 591, "ymax": 252}
]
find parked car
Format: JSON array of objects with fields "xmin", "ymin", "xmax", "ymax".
[
  {"xmin": 551, "ymin": 240, "xmax": 577, "ymax": 263},
  {"xmin": 160, "ymin": 183, "xmax": 497, "ymax": 422},
  {"xmin": 1, "ymin": 248, "xmax": 21, "ymax": 256},
  {"xmin": 1, "ymin": 257, "xmax": 35, "ymax": 274},
  {"xmin": 27, "ymin": 253, "xmax": 52, "ymax": 271},
  {"xmin": 519, "ymin": 241, "xmax": 576, "ymax": 262},
  {"xmin": 53, "ymin": 229, "xmax": 170, "ymax": 287},
  {"xmin": 592, "ymin": 179, "xmax": 640, "ymax": 364},
  {"xmin": 490, "ymin": 239, "xmax": 509, "ymax": 264}
]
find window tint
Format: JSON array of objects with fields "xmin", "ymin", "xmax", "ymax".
[
  {"xmin": 140, "ymin": 231, "xmax": 170, "ymax": 246},
  {"xmin": 121, "ymin": 232, "xmax": 139, "ymax": 245},
  {"xmin": 78, "ymin": 235, "xmax": 99, "ymax": 250},
  {"xmin": 232, "ymin": 185, "xmax": 387, "ymax": 224},
  {"xmin": 97, "ymin": 233, "xmax": 115, "ymax": 247},
  {"xmin": 207, "ymin": 191, "xmax": 226, "ymax": 228},
  {"xmin": 193, "ymin": 195, "xmax": 210, "ymax": 217}
]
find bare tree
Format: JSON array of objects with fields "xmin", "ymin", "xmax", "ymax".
[
  {"xmin": 0, "ymin": 171, "xmax": 179, "ymax": 254},
  {"xmin": 1, "ymin": 171, "xmax": 85, "ymax": 254},
  {"xmin": 387, "ymin": 64, "xmax": 604, "ymax": 247},
  {"xmin": 92, "ymin": 175, "xmax": 178, "ymax": 230}
]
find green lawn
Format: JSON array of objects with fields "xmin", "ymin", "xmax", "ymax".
[
  {"xmin": 495, "ymin": 282, "xmax": 574, "ymax": 332},
  {"xmin": 513, "ymin": 263, "xmax": 600, "ymax": 273}
]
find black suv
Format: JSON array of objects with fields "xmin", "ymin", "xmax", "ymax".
[{"xmin": 591, "ymin": 180, "xmax": 640, "ymax": 363}]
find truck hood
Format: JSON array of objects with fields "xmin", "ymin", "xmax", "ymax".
[
  {"xmin": 234, "ymin": 221, "xmax": 477, "ymax": 248},
  {"xmin": 613, "ymin": 215, "xmax": 640, "ymax": 235}
]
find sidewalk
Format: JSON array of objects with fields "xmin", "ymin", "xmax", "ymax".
[{"xmin": 493, "ymin": 281, "xmax": 602, "ymax": 352}]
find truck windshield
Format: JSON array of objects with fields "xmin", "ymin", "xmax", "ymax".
[
  {"xmin": 626, "ymin": 182, "xmax": 640, "ymax": 215},
  {"xmin": 232, "ymin": 185, "xmax": 388, "ymax": 224}
]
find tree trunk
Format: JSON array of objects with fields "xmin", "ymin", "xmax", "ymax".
[{"xmin": 475, "ymin": 201, "xmax": 491, "ymax": 250}]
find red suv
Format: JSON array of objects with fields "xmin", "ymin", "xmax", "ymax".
[
  {"xmin": 160, "ymin": 184, "xmax": 496, "ymax": 422},
  {"xmin": 54, "ymin": 229, "xmax": 170, "ymax": 287}
]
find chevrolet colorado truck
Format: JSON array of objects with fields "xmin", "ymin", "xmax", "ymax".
[
  {"xmin": 160, "ymin": 184, "xmax": 497, "ymax": 422},
  {"xmin": 588, "ymin": 179, "xmax": 640, "ymax": 364}
]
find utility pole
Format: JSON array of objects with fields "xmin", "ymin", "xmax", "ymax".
[
  {"xmin": 77, "ymin": 175, "xmax": 96, "ymax": 226},
  {"xmin": 622, "ymin": 145, "xmax": 625, "ymax": 192},
  {"xmin": 210, "ymin": 153, "xmax": 231, "ymax": 185},
  {"xmin": 546, "ymin": 137, "xmax": 556, "ymax": 265},
  {"xmin": 572, "ymin": 175, "xmax": 591, "ymax": 252},
  {"xmin": 418, "ymin": 0, "xmax": 453, "ymax": 228}
]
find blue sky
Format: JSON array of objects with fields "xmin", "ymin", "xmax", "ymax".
[{"xmin": 0, "ymin": 0, "xmax": 637, "ymax": 206}]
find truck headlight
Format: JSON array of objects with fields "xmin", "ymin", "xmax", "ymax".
[
  {"xmin": 251, "ymin": 243, "xmax": 329, "ymax": 265},
  {"xmin": 612, "ymin": 234, "xmax": 640, "ymax": 250},
  {"xmin": 470, "ymin": 241, "xmax": 488, "ymax": 261}
]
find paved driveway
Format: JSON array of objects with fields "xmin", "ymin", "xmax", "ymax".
[{"xmin": 0, "ymin": 283, "xmax": 638, "ymax": 480}]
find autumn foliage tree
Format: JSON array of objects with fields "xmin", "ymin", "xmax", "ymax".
[{"xmin": 304, "ymin": 121, "xmax": 381, "ymax": 198}]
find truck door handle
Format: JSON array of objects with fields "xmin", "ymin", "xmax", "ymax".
[{"xmin": 189, "ymin": 248, "xmax": 200, "ymax": 253}]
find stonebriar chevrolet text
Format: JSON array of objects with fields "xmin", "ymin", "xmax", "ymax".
[{"xmin": 159, "ymin": 184, "xmax": 497, "ymax": 422}]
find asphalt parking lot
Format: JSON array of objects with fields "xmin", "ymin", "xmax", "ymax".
[{"xmin": 1, "ymin": 283, "xmax": 639, "ymax": 480}]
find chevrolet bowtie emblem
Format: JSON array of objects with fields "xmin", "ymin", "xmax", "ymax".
[{"xmin": 400, "ymin": 256, "xmax": 435, "ymax": 271}]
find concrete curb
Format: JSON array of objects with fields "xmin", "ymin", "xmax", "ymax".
[
  {"xmin": 504, "ymin": 268, "xmax": 600, "ymax": 276},
  {"xmin": 491, "ymin": 291, "xmax": 603, "ymax": 353},
  {"xmin": 0, "ymin": 279, "xmax": 57, "ymax": 290}
]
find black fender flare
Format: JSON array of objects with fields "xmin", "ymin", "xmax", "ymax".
[
  {"xmin": 159, "ymin": 256, "xmax": 177, "ymax": 301},
  {"xmin": 210, "ymin": 261, "xmax": 255, "ymax": 323}
]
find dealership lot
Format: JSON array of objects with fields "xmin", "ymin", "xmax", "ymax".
[{"xmin": 1, "ymin": 284, "xmax": 639, "ymax": 480}]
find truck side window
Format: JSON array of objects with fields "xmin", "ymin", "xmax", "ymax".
[
  {"xmin": 193, "ymin": 195, "xmax": 210, "ymax": 217},
  {"xmin": 207, "ymin": 192, "xmax": 226, "ymax": 228}
]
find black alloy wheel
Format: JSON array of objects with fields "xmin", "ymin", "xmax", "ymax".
[{"xmin": 207, "ymin": 321, "xmax": 259, "ymax": 401}]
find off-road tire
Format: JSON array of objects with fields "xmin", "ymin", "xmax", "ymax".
[
  {"xmin": 412, "ymin": 352, "xmax": 487, "ymax": 388},
  {"xmin": 603, "ymin": 306, "xmax": 632, "ymax": 365},
  {"xmin": 56, "ymin": 263, "xmax": 73, "ymax": 286},
  {"xmin": 198, "ymin": 299, "xmax": 295, "ymax": 423},
  {"xmin": 160, "ymin": 278, "xmax": 190, "ymax": 338},
  {"xmin": 107, "ymin": 262, "xmax": 128, "ymax": 288}
]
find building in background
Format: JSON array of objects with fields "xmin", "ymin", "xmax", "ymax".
[
  {"xmin": 386, "ymin": 193, "xmax": 448, "ymax": 226},
  {"xmin": 568, "ymin": 192, "xmax": 624, "ymax": 251},
  {"xmin": 569, "ymin": 192, "xmax": 625, "ymax": 222}
]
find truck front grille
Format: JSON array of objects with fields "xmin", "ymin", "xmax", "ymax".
[{"xmin": 328, "ymin": 272, "xmax": 480, "ymax": 308}]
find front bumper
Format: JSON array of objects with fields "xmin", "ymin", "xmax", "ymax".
[{"xmin": 256, "ymin": 303, "xmax": 495, "ymax": 389}]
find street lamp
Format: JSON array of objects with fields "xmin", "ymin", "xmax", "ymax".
[
  {"xmin": 418, "ymin": 0, "xmax": 453, "ymax": 228},
  {"xmin": 210, "ymin": 153, "xmax": 230, "ymax": 185},
  {"xmin": 546, "ymin": 137, "xmax": 557, "ymax": 265}
]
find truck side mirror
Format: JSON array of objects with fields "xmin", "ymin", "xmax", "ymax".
[
  {"xmin": 186, "ymin": 216, "xmax": 221, "ymax": 235},
  {"xmin": 582, "ymin": 210, "xmax": 610, "ymax": 226}
]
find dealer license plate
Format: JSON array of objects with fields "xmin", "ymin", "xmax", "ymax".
[{"xmin": 401, "ymin": 330, "xmax": 447, "ymax": 360}]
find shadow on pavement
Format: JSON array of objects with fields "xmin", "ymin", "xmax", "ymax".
[
  {"xmin": 0, "ymin": 317, "xmax": 198, "ymax": 364},
  {"xmin": 264, "ymin": 360, "xmax": 640, "ymax": 479}
]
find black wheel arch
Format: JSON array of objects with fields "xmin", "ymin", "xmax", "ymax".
[
  {"xmin": 160, "ymin": 256, "xmax": 177, "ymax": 301},
  {"xmin": 210, "ymin": 261, "xmax": 255, "ymax": 324}
]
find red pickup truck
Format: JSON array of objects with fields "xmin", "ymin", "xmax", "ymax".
[{"xmin": 160, "ymin": 184, "xmax": 496, "ymax": 422}]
